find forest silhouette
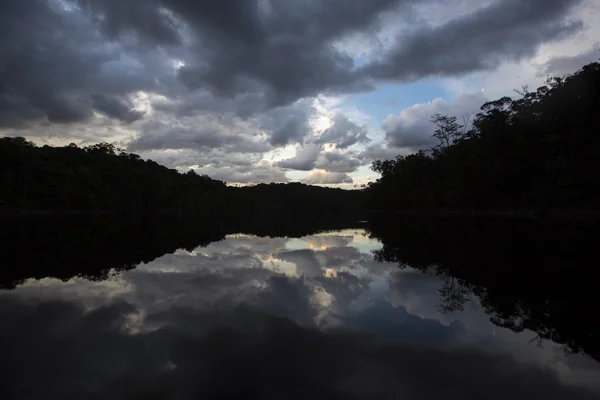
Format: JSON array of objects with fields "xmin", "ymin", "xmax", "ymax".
[
  {"xmin": 367, "ymin": 61, "xmax": 600, "ymax": 213},
  {"xmin": 0, "ymin": 138, "xmax": 364, "ymax": 219},
  {"xmin": 2, "ymin": 62, "xmax": 599, "ymax": 218}
]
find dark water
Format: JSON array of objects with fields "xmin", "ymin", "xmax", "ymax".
[{"xmin": 1, "ymin": 217, "xmax": 599, "ymax": 399}]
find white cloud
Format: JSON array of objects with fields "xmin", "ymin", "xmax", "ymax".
[
  {"xmin": 192, "ymin": 162, "xmax": 288, "ymax": 184},
  {"xmin": 382, "ymin": 91, "xmax": 487, "ymax": 149},
  {"xmin": 301, "ymin": 171, "xmax": 353, "ymax": 185},
  {"xmin": 539, "ymin": 43, "xmax": 599, "ymax": 76},
  {"xmin": 315, "ymin": 151, "xmax": 363, "ymax": 173},
  {"xmin": 276, "ymin": 144, "xmax": 322, "ymax": 171},
  {"xmin": 313, "ymin": 113, "xmax": 370, "ymax": 149}
]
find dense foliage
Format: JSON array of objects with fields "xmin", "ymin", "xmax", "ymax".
[
  {"xmin": 368, "ymin": 61, "xmax": 600, "ymax": 211},
  {"xmin": 0, "ymin": 138, "xmax": 364, "ymax": 219}
]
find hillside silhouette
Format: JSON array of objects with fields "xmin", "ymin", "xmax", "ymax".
[{"xmin": 0, "ymin": 138, "xmax": 364, "ymax": 220}]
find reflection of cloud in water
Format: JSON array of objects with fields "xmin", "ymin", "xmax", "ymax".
[
  {"xmin": 276, "ymin": 249, "xmax": 323, "ymax": 277},
  {"xmin": 384, "ymin": 268, "xmax": 600, "ymax": 391},
  {"xmin": 2, "ymin": 229, "xmax": 599, "ymax": 396},
  {"xmin": 203, "ymin": 235, "xmax": 289, "ymax": 256},
  {"xmin": 1, "ymin": 297, "xmax": 596, "ymax": 399},
  {"xmin": 303, "ymin": 234, "xmax": 353, "ymax": 250}
]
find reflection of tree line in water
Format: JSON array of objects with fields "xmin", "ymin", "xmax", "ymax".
[
  {"xmin": 3, "ymin": 214, "xmax": 599, "ymax": 364},
  {"xmin": 0, "ymin": 215, "xmax": 362, "ymax": 289},
  {"xmin": 367, "ymin": 217, "xmax": 600, "ymax": 362}
]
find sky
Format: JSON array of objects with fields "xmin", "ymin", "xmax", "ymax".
[{"xmin": 0, "ymin": 0, "xmax": 599, "ymax": 187}]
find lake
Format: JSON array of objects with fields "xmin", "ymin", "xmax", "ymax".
[{"xmin": 1, "ymin": 216, "xmax": 599, "ymax": 399}]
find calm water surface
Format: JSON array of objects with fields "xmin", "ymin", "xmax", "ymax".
[{"xmin": 1, "ymin": 218, "xmax": 599, "ymax": 399}]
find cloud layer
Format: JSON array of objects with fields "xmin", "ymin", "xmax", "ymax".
[
  {"xmin": 0, "ymin": 0, "xmax": 592, "ymax": 184},
  {"xmin": 382, "ymin": 91, "xmax": 487, "ymax": 149}
]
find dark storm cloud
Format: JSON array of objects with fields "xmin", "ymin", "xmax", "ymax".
[
  {"xmin": 364, "ymin": 0, "xmax": 584, "ymax": 81},
  {"xmin": 1, "ymin": 296, "xmax": 597, "ymax": 399},
  {"xmin": 168, "ymin": 0, "xmax": 400, "ymax": 105},
  {"xmin": 90, "ymin": 94, "xmax": 144, "ymax": 123},
  {"xmin": 2, "ymin": 0, "xmax": 585, "ymax": 128},
  {"xmin": 119, "ymin": 0, "xmax": 583, "ymax": 108},
  {"xmin": 0, "ymin": 0, "xmax": 97, "ymax": 127},
  {"xmin": 152, "ymin": 89, "xmax": 268, "ymax": 119},
  {"xmin": 0, "ymin": 0, "xmax": 587, "ymax": 172},
  {"xmin": 0, "ymin": 0, "xmax": 172, "ymax": 128},
  {"xmin": 78, "ymin": 0, "xmax": 182, "ymax": 46}
]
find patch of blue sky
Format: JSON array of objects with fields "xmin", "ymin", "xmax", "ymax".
[
  {"xmin": 349, "ymin": 299, "xmax": 468, "ymax": 343},
  {"xmin": 353, "ymin": 53, "xmax": 369, "ymax": 68},
  {"xmin": 354, "ymin": 80, "xmax": 449, "ymax": 124}
]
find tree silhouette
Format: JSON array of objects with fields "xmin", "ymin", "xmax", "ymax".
[{"xmin": 430, "ymin": 114, "xmax": 464, "ymax": 149}]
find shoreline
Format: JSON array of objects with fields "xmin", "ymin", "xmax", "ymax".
[
  {"xmin": 368, "ymin": 208, "xmax": 600, "ymax": 222},
  {"xmin": 2, "ymin": 208, "xmax": 599, "ymax": 222}
]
